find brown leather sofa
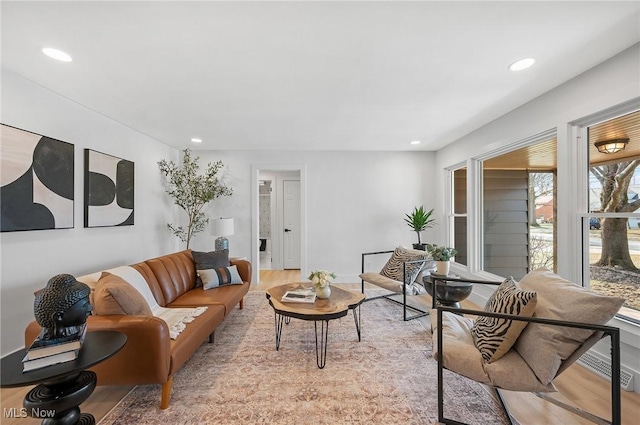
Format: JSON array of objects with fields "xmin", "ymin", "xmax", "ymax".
[{"xmin": 25, "ymin": 249, "xmax": 252, "ymax": 409}]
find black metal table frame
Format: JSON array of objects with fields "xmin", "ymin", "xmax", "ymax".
[{"xmin": 269, "ymin": 300, "xmax": 363, "ymax": 369}]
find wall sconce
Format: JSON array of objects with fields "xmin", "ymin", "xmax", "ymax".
[
  {"xmin": 211, "ymin": 217, "xmax": 234, "ymax": 251},
  {"xmin": 594, "ymin": 138, "xmax": 629, "ymax": 154}
]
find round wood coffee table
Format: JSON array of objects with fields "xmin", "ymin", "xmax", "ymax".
[{"xmin": 266, "ymin": 283, "xmax": 365, "ymax": 369}]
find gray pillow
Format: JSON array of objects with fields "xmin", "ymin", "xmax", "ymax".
[{"xmin": 192, "ymin": 249, "xmax": 229, "ymax": 287}]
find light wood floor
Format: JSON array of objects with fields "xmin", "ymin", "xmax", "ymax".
[{"xmin": 2, "ymin": 269, "xmax": 638, "ymax": 425}]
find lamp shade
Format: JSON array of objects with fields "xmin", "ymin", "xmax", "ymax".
[{"xmin": 211, "ymin": 217, "xmax": 234, "ymax": 236}]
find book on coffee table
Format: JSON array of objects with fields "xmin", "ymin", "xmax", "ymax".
[{"xmin": 281, "ymin": 288, "xmax": 316, "ymax": 303}]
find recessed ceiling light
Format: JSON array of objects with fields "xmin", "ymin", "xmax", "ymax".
[
  {"xmin": 190, "ymin": 138, "xmax": 202, "ymax": 143},
  {"xmin": 508, "ymin": 58, "xmax": 535, "ymax": 72},
  {"xmin": 42, "ymin": 47, "xmax": 72, "ymax": 62},
  {"xmin": 410, "ymin": 140, "xmax": 421, "ymax": 145}
]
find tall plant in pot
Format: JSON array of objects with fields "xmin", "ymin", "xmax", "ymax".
[
  {"xmin": 426, "ymin": 244, "xmax": 457, "ymax": 276},
  {"xmin": 158, "ymin": 149, "xmax": 233, "ymax": 249},
  {"xmin": 404, "ymin": 206, "xmax": 435, "ymax": 250}
]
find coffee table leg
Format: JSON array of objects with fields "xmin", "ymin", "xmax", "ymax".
[
  {"xmin": 352, "ymin": 306, "xmax": 362, "ymax": 341},
  {"xmin": 314, "ymin": 320, "xmax": 329, "ymax": 369},
  {"xmin": 274, "ymin": 313, "xmax": 285, "ymax": 350}
]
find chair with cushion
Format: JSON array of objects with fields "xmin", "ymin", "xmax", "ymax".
[
  {"xmin": 432, "ymin": 268, "xmax": 624, "ymax": 425},
  {"xmin": 360, "ymin": 246, "xmax": 435, "ymax": 321}
]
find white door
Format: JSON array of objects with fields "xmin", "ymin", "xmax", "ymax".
[{"xmin": 283, "ymin": 180, "xmax": 301, "ymax": 269}]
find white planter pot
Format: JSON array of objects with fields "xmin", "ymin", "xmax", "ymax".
[
  {"xmin": 436, "ymin": 261, "xmax": 450, "ymax": 276},
  {"xmin": 316, "ymin": 285, "xmax": 331, "ymax": 299}
]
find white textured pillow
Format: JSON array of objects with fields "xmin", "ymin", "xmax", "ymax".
[{"xmin": 200, "ymin": 265, "xmax": 243, "ymax": 290}]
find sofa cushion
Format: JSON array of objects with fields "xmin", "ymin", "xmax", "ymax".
[
  {"xmin": 169, "ymin": 281, "xmax": 250, "ymax": 316},
  {"xmin": 200, "ymin": 265, "xmax": 243, "ymax": 289},
  {"xmin": 471, "ymin": 277, "xmax": 537, "ymax": 363},
  {"xmin": 514, "ymin": 268, "xmax": 624, "ymax": 385},
  {"xmin": 431, "ymin": 310, "xmax": 553, "ymax": 392},
  {"xmin": 93, "ymin": 272, "xmax": 154, "ymax": 316},
  {"xmin": 380, "ymin": 246, "xmax": 428, "ymax": 283}
]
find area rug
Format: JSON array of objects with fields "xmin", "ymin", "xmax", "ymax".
[{"xmin": 99, "ymin": 291, "xmax": 508, "ymax": 425}]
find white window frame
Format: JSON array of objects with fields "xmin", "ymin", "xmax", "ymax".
[
  {"xmin": 572, "ymin": 98, "xmax": 640, "ymax": 325},
  {"xmin": 448, "ymin": 129, "xmax": 557, "ymax": 279}
]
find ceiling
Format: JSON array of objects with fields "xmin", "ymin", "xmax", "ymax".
[{"xmin": 2, "ymin": 1, "xmax": 639, "ymax": 151}]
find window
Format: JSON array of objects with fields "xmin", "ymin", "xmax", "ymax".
[
  {"xmin": 481, "ymin": 136, "xmax": 557, "ymax": 280},
  {"xmin": 452, "ymin": 168, "xmax": 467, "ymax": 266},
  {"xmin": 448, "ymin": 133, "xmax": 557, "ymax": 279},
  {"xmin": 584, "ymin": 109, "xmax": 640, "ymax": 322}
]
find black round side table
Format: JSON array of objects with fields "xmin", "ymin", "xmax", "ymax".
[
  {"xmin": 423, "ymin": 274, "xmax": 474, "ymax": 309},
  {"xmin": 1, "ymin": 331, "xmax": 126, "ymax": 425}
]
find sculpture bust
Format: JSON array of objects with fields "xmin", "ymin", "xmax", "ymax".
[{"xmin": 34, "ymin": 274, "xmax": 92, "ymax": 339}]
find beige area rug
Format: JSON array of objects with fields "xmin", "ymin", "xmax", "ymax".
[{"xmin": 99, "ymin": 291, "xmax": 508, "ymax": 425}]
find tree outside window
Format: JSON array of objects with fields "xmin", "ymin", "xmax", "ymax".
[{"xmin": 587, "ymin": 110, "xmax": 640, "ymax": 318}]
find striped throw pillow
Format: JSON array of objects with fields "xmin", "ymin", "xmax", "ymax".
[
  {"xmin": 471, "ymin": 277, "xmax": 537, "ymax": 363},
  {"xmin": 380, "ymin": 246, "xmax": 428, "ymax": 284},
  {"xmin": 199, "ymin": 265, "xmax": 243, "ymax": 290}
]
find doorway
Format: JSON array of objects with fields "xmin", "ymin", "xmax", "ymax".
[{"xmin": 252, "ymin": 164, "xmax": 306, "ymax": 284}]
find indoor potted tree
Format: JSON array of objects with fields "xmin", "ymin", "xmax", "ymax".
[
  {"xmin": 426, "ymin": 244, "xmax": 457, "ymax": 276},
  {"xmin": 404, "ymin": 206, "xmax": 435, "ymax": 250},
  {"xmin": 158, "ymin": 149, "xmax": 233, "ymax": 248}
]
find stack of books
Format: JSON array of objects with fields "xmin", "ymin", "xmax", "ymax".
[{"xmin": 22, "ymin": 323, "xmax": 87, "ymax": 372}]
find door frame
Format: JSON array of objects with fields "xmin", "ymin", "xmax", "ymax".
[{"xmin": 251, "ymin": 163, "xmax": 307, "ymax": 284}]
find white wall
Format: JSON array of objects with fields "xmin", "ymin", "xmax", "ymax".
[
  {"xmin": 188, "ymin": 150, "xmax": 437, "ymax": 283},
  {"xmin": 433, "ymin": 44, "xmax": 640, "ymax": 391},
  {"xmin": 0, "ymin": 70, "xmax": 178, "ymax": 356}
]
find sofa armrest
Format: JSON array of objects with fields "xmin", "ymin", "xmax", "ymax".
[
  {"xmin": 86, "ymin": 314, "xmax": 171, "ymax": 385},
  {"xmin": 231, "ymin": 259, "xmax": 252, "ymax": 284},
  {"xmin": 25, "ymin": 315, "xmax": 172, "ymax": 385}
]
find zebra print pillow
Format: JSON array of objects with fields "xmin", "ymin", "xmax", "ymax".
[
  {"xmin": 471, "ymin": 278, "xmax": 537, "ymax": 363},
  {"xmin": 379, "ymin": 246, "xmax": 428, "ymax": 284}
]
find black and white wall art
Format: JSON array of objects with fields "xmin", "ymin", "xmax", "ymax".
[
  {"xmin": 1, "ymin": 124, "xmax": 74, "ymax": 232},
  {"xmin": 84, "ymin": 149, "xmax": 134, "ymax": 227}
]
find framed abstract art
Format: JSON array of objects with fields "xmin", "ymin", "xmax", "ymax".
[
  {"xmin": 1, "ymin": 124, "xmax": 74, "ymax": 232},
  {"xmin": 84, "ymin": 149, "xmax": 134, "ymax": 227}
]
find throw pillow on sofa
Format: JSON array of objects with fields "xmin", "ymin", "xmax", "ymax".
[
  {"xmin": 471, "ymin": 277, "xmax": 537, "ymax": 363},
  {"xmin": 93, "ymin": 272, "xmax": 154, "ymax": 316},
  {"xmin": 192, "ymin": 249, "xmax": 230, "ymax": 287},
  {"xmin": 514, "ymin": 268, "xmax": 624, "ymax": 385},
  {"xmin": 199, "ymin": 265, "xmax": 243, "ymax": 290},
  {"xmin": 380, "ymin": 246, "xmax": 428, "ymax": 284}
]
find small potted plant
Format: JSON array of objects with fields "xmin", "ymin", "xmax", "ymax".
[
  {"xmin": 404, "ymin": 206, "xmax": 435, "ymax": 250},
  {"xmin": 426, "ymin": 244, "xmax": 457, "ymax": 276}
]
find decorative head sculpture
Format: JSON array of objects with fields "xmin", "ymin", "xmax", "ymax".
[{"xmin": 34, "ymin": 274, "xmax": 92, "ymax": 339}]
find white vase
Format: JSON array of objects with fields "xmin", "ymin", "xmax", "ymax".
[
  {"xmin": 436, "ymin": 261, "xmax": 450, "ymax": 276},
  {"xmin": 316, "ymin": 285, "xmax": 331, "ymax": 299}
]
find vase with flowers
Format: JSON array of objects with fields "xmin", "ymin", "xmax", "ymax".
[{"xmin": 308, "ymin": 270, "xmax": 336, "ymax": 299}]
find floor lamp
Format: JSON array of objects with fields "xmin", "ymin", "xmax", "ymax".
[{"xmin": 212, "ymin": 217, "xmax": 234, "ymax": 251}]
